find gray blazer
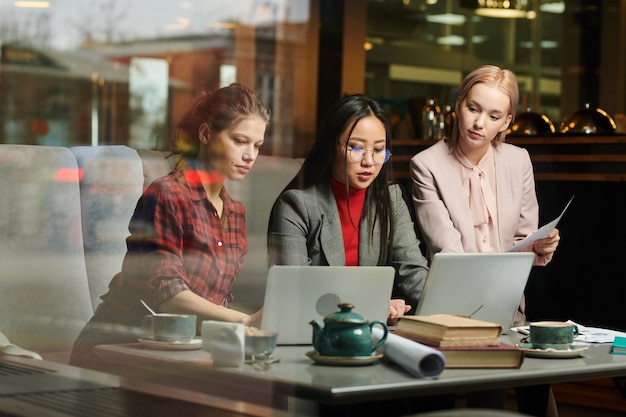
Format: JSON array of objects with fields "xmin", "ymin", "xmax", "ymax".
[{"xmin": 268, "ymin": 181, "xmax": 428, "ymax": 309}]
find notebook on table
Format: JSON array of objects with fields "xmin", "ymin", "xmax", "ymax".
[
  {"xmin": 414, "ymin": 252, "xmax": 535, "ymax": 334},
  {"xmin": 260, "ymin": 265, "xmax": 395, "ymax": 345}
]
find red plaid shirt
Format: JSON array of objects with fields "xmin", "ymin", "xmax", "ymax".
[{"xmin": 102, "ymin": 167, "xmax": 247, "ymax": 315}]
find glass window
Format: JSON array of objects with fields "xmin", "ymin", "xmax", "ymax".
[
  {"xmin": 0, "ymin": 0, "xmax": 313, "ymax": 156},
  {"xmin": 2, "ymin": 0, "xmax": 626, "ymax": 412},
  {"xmin": 365, "ymin": 0, "xmax": 565, "ymax": 137}
]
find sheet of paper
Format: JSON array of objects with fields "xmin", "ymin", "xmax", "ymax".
[
  {"xmin": 570, "ymin": 321, "xmax": 626, "ymax": 344},
  {"xmin": 507, "ymin": 195, "xmax": 574, "ymax": 253}
]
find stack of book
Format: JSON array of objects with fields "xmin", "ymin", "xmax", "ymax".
[{"xmin": 395, "ymin": 314, "xmax": 524, "ymax": 369}]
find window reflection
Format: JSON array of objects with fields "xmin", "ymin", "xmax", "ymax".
[
  {"xmin": 0, "ymin": 0, "xmax": 612, "ymax": 149},
  {"xmin": 365, "ymin": 0, "xmax": 564, "ymax": 134},
  {"xmin": 1, "ymin": 0, "xmax": 311, "ymax": 154},
  {"xmin": 129, "ymin": 58, "xmax": 169, "ymax": 150}
]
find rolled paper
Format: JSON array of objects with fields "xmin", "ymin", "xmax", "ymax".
[{"xmin": 372, "ymin": 327, "xmax": 446, "ymax": 378}]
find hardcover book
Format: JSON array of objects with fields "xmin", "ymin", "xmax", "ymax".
[
  {"xmin": 395, "ymin": 314, "xmax": 502, "ymax": 347},
  {"xmin": 438, "ymin": 343, "xmax": 524, "ymax": 369},
  {"xmin": 611, "ymin": 336, "xmax": 626, "ymax": 355}
]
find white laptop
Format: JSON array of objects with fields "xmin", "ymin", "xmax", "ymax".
[
  {"xmin": 260, "ymin": 265, "xmax": 395, "ymax": 345},
  {"xmin": 414, "ymin": 252, "xmax": 535, "ymax": 334}
]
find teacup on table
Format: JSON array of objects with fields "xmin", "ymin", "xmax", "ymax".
[
  {"xmin": 143, "ymin": 314, "xmax": 197, "ymax": 343},
  {"xmin": 528, "ymin": 321, "xmax": 579, "ymax": 350},
  {"xmin": 245, "ymin": 331, "xmax": 279, "ymax": 359}
]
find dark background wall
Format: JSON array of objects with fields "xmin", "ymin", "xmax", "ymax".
[
  {"xmin": 521, "ymin": 139, "xmax": 626, "ymax": 331},
  {"xmin": 394, "ymin": 137, "xmax": 626, "ymax": 332}
]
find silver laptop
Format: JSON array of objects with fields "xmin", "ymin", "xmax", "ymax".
[
  {"xmin": 260, "ymin": 265, "xmax": 395, "ymax": 345},
  {"xmin": 414, "ymin": 252, "xmax": 535, "ymax": 334}
]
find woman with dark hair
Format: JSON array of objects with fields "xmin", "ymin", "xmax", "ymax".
[
  {"xmin": 70, "ymin": 83, "xmax": 269, "ymax": 369},
  {"xmin": 268, "ymin": 94, "xmax": 429, "ymax": 323}
]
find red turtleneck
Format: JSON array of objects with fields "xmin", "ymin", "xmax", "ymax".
[{"xmin": 330, "ymin": 177, "xmax": 366, "ymax": 266}]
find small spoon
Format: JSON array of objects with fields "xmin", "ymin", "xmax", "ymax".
[{"xmin": 140, "ymin": 299, "xmax": 157, "ymax": 315}]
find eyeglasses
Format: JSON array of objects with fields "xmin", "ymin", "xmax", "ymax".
[{"xmin": 340, "ymin": 143, "xmax": 392, "ymax": 165}]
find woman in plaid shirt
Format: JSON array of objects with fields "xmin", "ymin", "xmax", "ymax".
[{"xmin": 70, "ymin": 83, "xmax": 269, "ymax": 369}]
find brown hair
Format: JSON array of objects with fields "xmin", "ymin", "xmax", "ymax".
[
  {"xmin": 448, "ymin": 65, "xmax": 519, "ymax": 149},
  {"xmin": 172, "ymin": 83, "xmax": 271, "ymax": 160}
]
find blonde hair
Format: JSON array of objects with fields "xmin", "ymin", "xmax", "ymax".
[{"xmin": 448, "ymin": 65, "xmax": 519, "ymax": 148}]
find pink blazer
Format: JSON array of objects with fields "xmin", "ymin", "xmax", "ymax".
[{"xmin": 410, "ymin": 140, "xmax": 550, "ymax": 266}]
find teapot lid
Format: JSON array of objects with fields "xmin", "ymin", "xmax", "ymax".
[{"xmin": 323, "ymin": 303, "xmax": 367, "ymax": 323}]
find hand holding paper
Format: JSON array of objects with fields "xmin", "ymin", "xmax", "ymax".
[{"xmin": 507, "ymin": 195, "xmax": 573, "ymax": 253}]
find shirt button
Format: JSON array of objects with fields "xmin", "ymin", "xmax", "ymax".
[
  {"xmin": 217, "ymin": 241, "xmax": 223, "ymax": 246},
  {"xmin": 483, "ymin": 237, "xmax": 487, "ymax": 243},
  {"xmin": 219, "ymin": 271, "xmax": 224, "ymax": 275}
]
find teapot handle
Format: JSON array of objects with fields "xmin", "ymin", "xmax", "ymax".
[{"xmin": 369, "ymin": 320, "xmax": 388, "ymax": 352}]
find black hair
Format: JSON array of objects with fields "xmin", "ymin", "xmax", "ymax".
[{"xmin": 277, "ymin": 94, "xmax": 398, "ymax": 265}]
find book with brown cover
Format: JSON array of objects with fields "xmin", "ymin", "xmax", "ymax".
[
  {"xmin": 394, "ymin": 314, "xmax": 502, "ymax": 347},
  {"xmin": 438, "ymin": 343, "xmax": 524, "ymax": 369}
]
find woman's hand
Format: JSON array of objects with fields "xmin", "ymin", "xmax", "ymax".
[
  {"xmin": 387, "ymin": 299, "xmax": 411, "ymax": 325},
  {"xmin": 239, "ymin": 309, "xmax": 262, "ymax": 335},
  {"xmin": 245, "ymin": 307, "xmax": 263, "ymax": 329},
  {"xmin": 161, "ymin": 290, "xmax": 255, "ymax": 324},
  {"xmin": 533, "ymin": 228, "xmax": 560, "ymax": 257}
]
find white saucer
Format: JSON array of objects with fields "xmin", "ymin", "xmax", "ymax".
[
  {"xmin": 306, "ymin": 351, "xmax": 383, "ymax": 366},
  {"xmin": 517, "ymin": 343, "xmax": 589, "ymax": 359},
  {"xmin": 138, "ymin": 337, "xmax": 202, "ymax": 351}
]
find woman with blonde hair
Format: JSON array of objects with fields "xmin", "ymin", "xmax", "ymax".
[{"xmin": 411, "ymin": 65, "xmax": 559, "ymax": 416}]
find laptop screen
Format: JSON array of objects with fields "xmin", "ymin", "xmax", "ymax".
[
  {"xmin": 414, "ymin": 252, "xmax": 535, "ymax": 333},
  {"xmin": 260, "ymin": 265, "xmax": 394, "ymax": 345}
]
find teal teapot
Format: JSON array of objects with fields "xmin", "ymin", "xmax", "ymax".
[{"xmin": 310, "ymin": 303, "xmax": 388, "ymax": 357}]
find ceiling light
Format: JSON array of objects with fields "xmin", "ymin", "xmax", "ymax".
[
  {"xmin": 472, "ymin": 35, "xmax": 488, "ymax": 44},
  {"xmin": 434, "ymin": 34, "xmax": 492, "ymax": 47},
  {"xmin": 475, "ymin": 9, "xmax": 527, "ymax": 18},
  {"xmin": 436, "ymin": 35, "xmax": 465, "ymax": 46},
  {"xmin": 426, "ymin": 13, "xmax": 466, "ymax": 25},
  {"xmin": 461, "ymin": 0, "xmax": 530, "ymax": 19},
  {"xmin": 539, "ymin": 2, "xmax": 565, "ymax": 14},
  {"xmin": 541, "ymin": 40, "xmax": 559, "ymax": 49},
  {"xmin": 520, "ymin": 40, "xmax": 560, "ymax": 49}
]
